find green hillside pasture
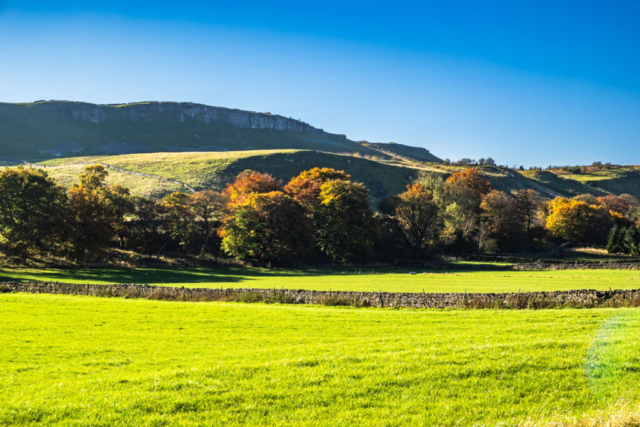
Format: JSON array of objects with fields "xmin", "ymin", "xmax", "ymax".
[
  {"xmin": 39, "ymin": 150, "xmax": 418, "ymax": 200},
  {"xmin": 358, "ymin": 141, "xmax": 442, "ymax": 163},
  {"xmin": 34, "ymin": 164, "xmax": 185, "ymax": 198},
  {"xmin": 2, "ymin": 294, "xmax": 640, "ymax": 425},
  {"xmin": 585, "ymin": 170, "xmax": 640, "ymax": 200},
  {"xmin": 521, "ymin": 170, "xmax": 607, "ymax": 197},
  {"xmin": 2, "ymin": 266, "xmax": 640, "ymax": 293}
]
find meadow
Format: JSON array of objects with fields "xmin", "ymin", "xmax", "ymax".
[
  {"xmin": 2, "ymin": 265, "xmax": 640, "ymax": 293},
  {"xmin": 2, "ymin": 293, "xmax": 640, "ymax": 425}
]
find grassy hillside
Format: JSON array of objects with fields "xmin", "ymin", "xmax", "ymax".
[
  {"xmin": 31, "ymin": 149, "xmax": 640, "ymax": 202},
  {"xmin": 39, "ymin": 164, "xmax": 186, "ymax": 199},
  {"xmin": 39, "ymin": 149, "xmax": 419, "ymax": 201},
  {"xmin": 0, "ymin": 101, "xmax": 392, "ymax": 161},
  {"xmin": 521, "ymin": 170, "xmax": 635, "ymax": 198},
  {"xmin": 551, "ymin": 168, "xmax": 640, "ymax": 199},
  {"xmin": 358, "ymin": 141, "xmax": 442, "ymax": 162},
  {"xmin": 3, "ymin": 293, "xmax": 640, "ymax": 425}
]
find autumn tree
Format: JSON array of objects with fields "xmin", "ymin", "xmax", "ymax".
[
  {"xmin": 515, "ymin": 189, "xmax": 544, "ymax": 232},
  {"xmin": 0, "ymin": 167, "xmax": 68, "ymax": 258},
  {"xmin": 315, "ymin": 180, "xmax": 376, "ymax": 262},
  {"xmin": 546, "ymin": 198, "xmax": 612, "ymax": 243},
  {"xmin": 286, "ymin": 168, "xmax": 377, "ymax": 261},
  {"xmin": 285, "ymin": 168, "xmax": 350, "ymax": 209},
  {"xmin": 128, "ymin": 196, "xmax": 164, "ymax": 253},
  {"xmin": 392, "ymin": 183, "xmax": 441, "ymax": 259},
  {"xmin": 573, "ymin": 194, "xmax": 599, "ymax": 204},
  {"xmin": 597, "ymin": 195, "xmax": 630, "ymax": 215},
  {"xmin": 101, "ymin": 184, "xmax": 135, "ymax": 247},
  {"xmin": 444, "ymin": 168, "xmax": 492, "ymax": 237},
  {"xmin": 221, "ymin": 191, "xmax": 313, "ymax": 263},
  {"xmin": 158, "ymin": 192, "xmax": 195, "ymax": 257},
  {"xmin": 223, "ymin": 170, "xmax": 282, "ymax": 205},
  {"xmin": 78, "ymin": 164, "xmax": 109, "ymax": 190},
  {"xmin": 480, "ymin": 190, "xmax": 523, "ymax": 250},
  {"xmin": 189, "ymin": 190, "xmax": 228, "ymax": 256},
  {"xmin": 66, "ymin": 165, "xmax": 136, "ymax": 258},
  {"xmin": 413, "ymin": 171, "xmax": 447, "ymax": 206},
  {"xmin": 66, "ymin": 184, "xmax": 117, "ymax": 262}
]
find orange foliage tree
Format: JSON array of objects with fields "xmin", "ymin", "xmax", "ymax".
[
  {"xmin": 285, "ymin": 167, "xmax": 350, "ymax": 209},
  {"xmin": 223, "ymin": 170, "xmax": 282, "ymax": 205},
  {"xmin": 546, "ymin": 198, "xmax": 612, "ymax": 243},
  {"xmin": 597, "ymin": 195, "xmax": 630, "ymax": 215}
]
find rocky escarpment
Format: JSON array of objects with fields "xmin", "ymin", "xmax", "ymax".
[
  {"xmin": 4, "ymin": 282, "xmax": 640, "ymax": 309},
  {"xmin": 58, "ymin": 101, "xmax": 339, "ymax": 136},
  {"xmin": 0, "ymin": 100, "xmax": 364, "ymax": 159}
]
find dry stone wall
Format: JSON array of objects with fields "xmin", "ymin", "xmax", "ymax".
[{"xmin": 4, "ymin": 282, "xmax": 640, "ymax": 309}]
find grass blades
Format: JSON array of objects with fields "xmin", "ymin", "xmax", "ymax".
[{"xmin": 2, "ymin": 294, "xmax": 640, "ymax": 425}]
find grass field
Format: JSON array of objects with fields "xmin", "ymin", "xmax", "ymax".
[
  {"xmin": 2, "ymin": 266, "xmax": 640, "ymax": 293},
  {"xmin": 2, "ymin": 293, "xmax": 640, "ymax": 425}
]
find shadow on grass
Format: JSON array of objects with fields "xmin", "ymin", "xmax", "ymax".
[{"xmin": 0, "ymin": 263, "xmax": 512, "ymax": 285}]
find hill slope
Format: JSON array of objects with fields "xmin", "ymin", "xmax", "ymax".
[
  {"xmin": 0, "ymin": 101, "xmax": 415, "ymax": 161},
  {"xmin": 358, "ymin": 141, "xmax": 442, "ymax": 163},
  {"xmin": 33, "ymin": 150, "xmax": 640, "ymax": 203},
  {"xmin": 38, "ymin": 150, "xmax": 420, "ymax": 201}
]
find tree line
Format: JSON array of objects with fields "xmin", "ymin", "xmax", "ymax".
[{"xmin": 0, "ymin": 164, "xmax": 638, "ymax": 265}]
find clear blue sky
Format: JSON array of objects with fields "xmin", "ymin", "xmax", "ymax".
[{"xmin": 1, "ymin": 1, "xmax": 639, "ymax": 166}]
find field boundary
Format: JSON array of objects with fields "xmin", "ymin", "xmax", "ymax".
[{"xmin": 4, "ymin": 282, "xmax": 640, "ymax": 309}]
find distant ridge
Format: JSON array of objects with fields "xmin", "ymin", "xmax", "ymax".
[{"xmin": 0, "ymin": 100, "xmax": 441, "ymax": 162}]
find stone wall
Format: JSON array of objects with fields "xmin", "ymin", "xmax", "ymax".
[{"xmin": 4, "ymin": 282, "xmax": 640, "ymax": 309}]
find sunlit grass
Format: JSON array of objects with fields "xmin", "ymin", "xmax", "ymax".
[
  {"xmin": 2, "ymin": 266, "xmax": 640, "ymax": 293},
  {"xmin": 2, "ymin": 294, "xmax": 640, "ymax": 425}
]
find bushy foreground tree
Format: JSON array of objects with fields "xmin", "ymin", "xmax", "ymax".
[
  {"xmin": 221, "ymin": 191, "xmax": 313, "ymax": 262},
  {"xmin": 546, "ymin": 198, "xmax": 613, "ymax": 244},
  {"xmin": 0, "ymin": 167, "xmax": 67, "ymax": 258},
  {"xmin": 390, "ymin": 183, "xmax": 441, "ymax": 260}
]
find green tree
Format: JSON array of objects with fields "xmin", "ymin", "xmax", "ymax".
[
  {"xmin": 189, "ymin": 190, "xmax": 228, "ymax": 256},
  {"xmin": 221, "ymin": 191, "xmax": 313, "ymax": 263},
  {"xmin": 78, "ymin": 164, "xmax": 108, "ymax": 190},
  {"xmin": 66, "ymin": 184, "xmax": 117, "ymax": 262},
  {"xmin": 0, "ymin": 167, "xmax": 68, "ymax": 258},
  {"xmin": 128, "ymin": 196, "xmax": 163, "ymax": 253},
  {"xmin": 606, "ymin": 225, "xmax": 625, "ymax": 254},
  {"xmin": 159, "ymin": 192, "xmax": 195, "ymax": 257},
  {"xmin": 316, "ymin": 180, "xmax": 376, "ymax": 262},
  {"xmin": 624, "ymin": 226, "xmax": 640, "ymax": 256},
  {"xmin": 102, "ymin": 184, "xmax": 135, "ymax": 247}
]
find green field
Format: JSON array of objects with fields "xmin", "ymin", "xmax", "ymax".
[
  {"xmin": 2, "ymin": 293, "xmax": 640, "ymax": 425},
  {"xmin": 2, "ymin": 266, "xmax": 640, "ymax": 293}
]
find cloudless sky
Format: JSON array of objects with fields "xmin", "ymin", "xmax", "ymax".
[{"xmin": 1, "ymin": 0, "xmax": 639, "ymax": 166}]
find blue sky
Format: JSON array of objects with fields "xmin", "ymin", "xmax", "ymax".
[{"xmin": 1, "ymin": 1, "xmax": 638, "ymax": 166}]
